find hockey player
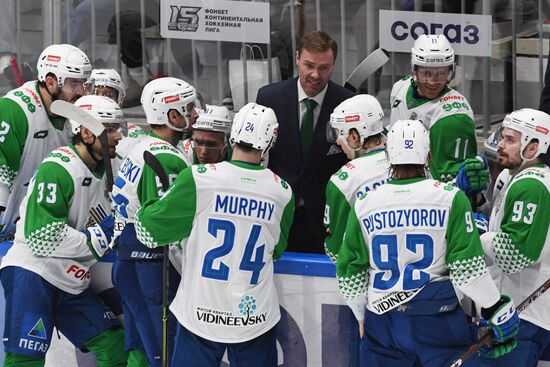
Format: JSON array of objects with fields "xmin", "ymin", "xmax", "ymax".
[
  {"xmin": 0, "ymin": 43, "xmax": 91, "ymax": 237},
  {"xmin": 86, "ymin": 69, "xmax": 126, "ymax": 107},
  {"xmin": 0, "ymin": 95, "xmax": 126, "ymax": 367},
  {"xmin": 111, "ymin": 77, "xmax": 198, "ymax": 366},
  {"xmin": 324, "ymin": 94, "xmax": 389, "ymax": 365},
  {"xmin": 179, "ymin": 104, "xmax": 232, "ymax": 165},
  {"xmin": 479, "ymin": 108, "xmax": 550, "ymax": 366},
  {"xmin": 324, "ymin": 94, "xmax": 389, "ymax": 261},
  {"xmin": 134, "ymin": 103, "xmax": 295, "ymax": 366},
  {"xmin": 389, "ymin": 34, "xmax": 487, "ymax": 195},
  {"xmin": 336, "ymin": 119, "xmax": 519, "ymax": 366}
]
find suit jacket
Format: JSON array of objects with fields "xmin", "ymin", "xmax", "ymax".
[{"xmin": 256, "ymin": 78, "xmax": 354, "ymax": 252}]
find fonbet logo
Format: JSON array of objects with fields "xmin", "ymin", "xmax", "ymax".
[
  {"xmin": 164, "ymin": 95, "xmax": 180, "ymax": 104},
  {"xmin": 66, "ymin": 264, "xmax": 91, "ymax": 280},
  {"xmin": 535, "ymin": 125, "xmax": 549, "ymax": 135},
  {"xmin": 345, "ymin": 115, "xmax": 361, "ymax": 123},
  {"xmin": 46, "ymin": 55, "xmax": 61, "ymax": 62},
  {"xmin": 79, "ymin": 104, "xmax": 93, "ymax": 110},
  {"xmin": 391, "ymin": 20, "xmax": 479, "ymax": 45}
]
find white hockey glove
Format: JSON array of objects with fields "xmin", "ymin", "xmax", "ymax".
[
  {"xmin": 0, "ymin": 183, "xmax": 9, "ymax": 212},
  {"xmin": 84, "ymin": 215, "xmax": 114, "ymax": 259},
  {"xmin": 346, "ymin": 292, "xmax": 367, "ymax": 324}
]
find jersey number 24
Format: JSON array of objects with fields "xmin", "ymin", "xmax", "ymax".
[{"xmin": 201, "ymin": 218, "xmax": 266, "ymax": 285}]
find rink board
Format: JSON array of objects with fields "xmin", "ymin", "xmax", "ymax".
[{"xmin": 0, "ymin": 243, "xmax": 549, "ymax": 366}]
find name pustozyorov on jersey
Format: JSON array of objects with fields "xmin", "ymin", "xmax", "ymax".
[
  {"xmin": 324, "ymin": 149, "xmax": 390, "ymax": 262},
  {"xmin": 389, "ymin": 77, "xmax": 476, "ymax": 183},
  {"xmin": 0, "ymin": 81, "xmax": 72, "ymax": 235},
  {"xmin": 112, "ymin": 132, "xmax": 188, "ymax": 259},
  {"xmin": 0, "ymin": 145, "xmax": 111, "ymax": 294},
  {"xmin": 482, "ymin": 164, "xmax": 550, "ymax": 330},
  {"xmin": 337, "ymin": 178, "xmax": 500, "ymax": 315},
  {"xmin": 134, "ymin": 161, "xmax": 295, "ymax": 343}
]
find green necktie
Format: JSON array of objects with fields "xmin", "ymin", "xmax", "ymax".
[{"xmin": 300, "ymin": 98, "xmax": 317, "ymax": 158}]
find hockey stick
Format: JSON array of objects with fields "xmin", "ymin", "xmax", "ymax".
[
  {"xmin": 142, "ymin": 150, "xmax": 170, "ymax": 367},
  {"xmin": 50, "ymin": 100, "xmax": 115, "ymax": 192},
  {"xmin": 450, "ymin": 277, "xmax": 550, "ymax": 367},
  {"xmin": 344, "ymin": 48, "xmax": 389, "ymax": 93}
]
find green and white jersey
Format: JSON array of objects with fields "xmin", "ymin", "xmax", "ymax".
[
  {"xmin": 0, "ymin": 81, "xmax": 72, "ymax": 235},
  {"xmin": 337, "ymin": 178, "xmax": 500, "ymax": 315},
  {"xmin": 324, "ymin": 149, "xmax": 390, "ymax": 262},
  {"xmin": 389, "ymin": 77, "xmax": 476, "ymax": 183},
  {"xmin": 0, "ymin": 145, "xmax": 110, "ymax": 294},
  {"xmin": 134, "ymin": 161, "xmax": 295, "ymax": 343},
  {"xmin": 482, "ymin": 164, "xmax": 550, "ymax": 330},
  {"xmin": 112, "ymin": 123, "xmax": 147, "ymax": 174},
  {"xmin": 112, "ymin": 132, "xmax": 188, "ymax": 238}
]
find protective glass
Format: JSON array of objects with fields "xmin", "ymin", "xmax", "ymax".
[
  {"xmin": 62, "ymin": 77, "xmax": 87, "ymax": 95},
  {"xmin": 191, "ymin": 137, "xmax": 225, "ymax": 150},
  {"xmin": 414, "ymin": 68, "xmax": 452, "ymax": 83}
]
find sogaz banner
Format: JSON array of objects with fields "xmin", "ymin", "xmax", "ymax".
[
  {"xmin": 160, "ymin": 0, "xmax": 270, "ymax": 43},
  {"xmin": 379, "ymin": 10, "xmax": 492, "ymax": 57}
]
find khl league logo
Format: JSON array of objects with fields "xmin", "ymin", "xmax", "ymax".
[{"xmin": 168, "ymin": 6, "xmax": 201, "ymax": 32}]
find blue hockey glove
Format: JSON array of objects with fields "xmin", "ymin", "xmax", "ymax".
[
  {"xmin": 457, "ymin": 155, "xmax": 489, "ymax": 195},
  {"xmin": 480, "ymin": 295, "xmax": 520, "ymax": 343},
  {"xmin": 473, "ymin": 212, "xmax": 489, "ymax": 235},
  {"xmin": 84, "ymin": 215, "xmax": 114, "ymax": 258}
]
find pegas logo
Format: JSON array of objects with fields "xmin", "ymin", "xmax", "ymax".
[{"xmin": 390, "ymin": 20, "xmax": 479, "ymax": 45}]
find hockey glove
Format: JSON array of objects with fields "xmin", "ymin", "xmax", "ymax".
[
  {"xmin": 0, "ymin": 182, "xmax": 9, "ymax": 212},
  {"xmin": 479, "ymin": 338, "xmax": 517, "ymax": 359},
  {"xmin": 457, "ymin": 155, "xmax": 489, "ymax": 195},
  {"xmin": 480, "ymin": 295, "xmax": 520, "ymax": 343},
  {"xmin": 84, "ymin": 215, "xmax": 114, "ymax": 259},
  {"xmin": 473, "ymin": 212, "xmax": 489, "ymax": 235}
]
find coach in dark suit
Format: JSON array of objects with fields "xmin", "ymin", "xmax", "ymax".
[{"xmin": 256, "ymin": 31, "xmax": 354, "ymax": 253}]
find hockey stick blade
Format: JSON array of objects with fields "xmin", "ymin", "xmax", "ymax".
[
  {"xmin": 345, "ymin": 48, "xmax": 389, "ymax": 93},
  {"xmin": 450, "ymin": 277, "xmax": 550, "ymax": 367},
  {"xmin": 51, "ymin": 100, "xmax": 114, "ymax": 192},
  {"xmin": 50, "ymin": 100, "xmax": 105, "ymax": 137},
  {"xmin": 142, "ymin": 150, "xmax": 170, "ymax": 367}
]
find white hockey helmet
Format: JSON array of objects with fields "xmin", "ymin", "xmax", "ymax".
[
  {"xmin": 386, "ymin": 119, "xmax": 430, "ymax": 165},
  {"xmin": 37, "ymin": 44, "xmax": 92, "ymax": 87},
  {"xmin": 193, "ymin": 105, "xmax": 232, "ymax": 135},
  {"xmin": 411, "ymin": 34, "xmax": 455, "ymax": 69},
  {"xmin": 330, "ymin": 94, "xmax": 385, "ymax": 142},
  {"xmin": 86, "ymin": 69, "xmax": 125, "ymax": 106},
  {"xmin": 70, "ymin": 95, "xmax": 124, "ymax": 135},
  {"xmin": 230, "ymin": 103, "xmax": 278, "ymax": 158},
  {"xmin": 141, "ymin": 77, "xmax": 197, "ymax": 132},
  {"xmin": 502, "ymin": 108, "xmax": 550, "ymax": 159}
]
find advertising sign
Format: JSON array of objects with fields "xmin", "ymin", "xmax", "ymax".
[
  {"xmin": 379, "ymin": 10, "xmax": 492, "ymax": 57},
  {"xmin": 160, "ymin": 0, "xmax": 270, "ymax": 44}
]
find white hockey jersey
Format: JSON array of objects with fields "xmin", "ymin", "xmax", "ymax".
[{"xmin": 1, "ymin": 145, "xmax": 110, "ymax": 294}]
